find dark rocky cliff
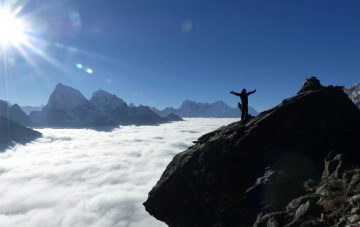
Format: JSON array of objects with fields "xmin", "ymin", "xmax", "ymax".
[{"xmin": 144, "ymin": 79, "xmax": 360, "ymax": 227}]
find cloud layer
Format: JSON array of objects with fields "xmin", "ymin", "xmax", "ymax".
[{"xmin": 0, "ymin": 118, "xmax": 237, "ymax": 227}]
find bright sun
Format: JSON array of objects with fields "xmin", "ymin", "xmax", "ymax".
[{"xmin": 0, "ymin": 9, "xmax": 27, "ymax": 46}]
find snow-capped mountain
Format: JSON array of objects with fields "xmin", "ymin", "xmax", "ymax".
[
  {"xmin": 29, "ymin": 83, "xmax": 181, "ymax": 127},
  {"xmin": 46, "ymin": 83, "xmax": 94, "ymax": 111},
  {"xmin": 152, "ymin": 100, "xmax": 258, "ymax": 118},
  {"xmin": 91, "ymin": 89, "xmax": 181, "ymax": 125},
  {"xmin": 91, "ymin": 89, "xmax": 128, "ymax": 112},
  {"xmin": 344, "ymin": 83, "xmax": 360, "ymax": 109},
  {"xmin": 30, "ymin": 83, "xmax": 99, "ymax": 127}
]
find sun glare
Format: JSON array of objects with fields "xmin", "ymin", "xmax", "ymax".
[{"xmin": 0, "ymin": 9, "xmax": 27, "ymax": 46}]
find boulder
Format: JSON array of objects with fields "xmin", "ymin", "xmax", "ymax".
[{"xmin": 144, "ymin": 80, "xmax": 360, "ymax": 227}]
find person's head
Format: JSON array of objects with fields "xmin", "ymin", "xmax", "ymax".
[{"xmin": 242, "ymin": 89, "xmax": 246, "ymax": 93}]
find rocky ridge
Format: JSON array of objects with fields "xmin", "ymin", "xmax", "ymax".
[{"xmin": 144, "ymin": 78, "xmax": 360, "ymax": 227}]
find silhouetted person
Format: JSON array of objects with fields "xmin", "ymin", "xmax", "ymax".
[{"xmin": 230, "ymin": 89, "xmax": 256, "ymax": 121}]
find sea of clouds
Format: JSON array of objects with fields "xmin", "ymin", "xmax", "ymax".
[{"xmin": 0, "ymin": 118, "xmax": 237, "ymax": 227}]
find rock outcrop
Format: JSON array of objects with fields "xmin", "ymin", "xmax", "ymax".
[
  {"xmin": 252, "ymin": 152, "xmax": 360, "ymax": 226},
  {"xmin": 144, "ymin": 78, "xmax": 360, "ymax": 227}
]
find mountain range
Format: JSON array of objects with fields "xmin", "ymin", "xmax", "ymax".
[
  {"xmin": 0, "ymin": 100, "xmax": 30, "ymax": 126},
  {"xmin": 20, "ymin": 105, "xmax": 44, "ymax": 115},
  {"xmin": 152, "ymin": 100, "xmax": 258, "ymax": 118},
  {"xmin": 28, "ymin": 83, "xmax": 182, "ymax": 127}
]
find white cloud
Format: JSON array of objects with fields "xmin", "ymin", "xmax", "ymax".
[{"xmin": 0, "ymin": 118, "xmax": 237, "ymax": 227}]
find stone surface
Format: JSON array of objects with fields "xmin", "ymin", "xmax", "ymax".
[{"xmin": 144, "ymin": 81, "xmax": 360, "ymax": 227}]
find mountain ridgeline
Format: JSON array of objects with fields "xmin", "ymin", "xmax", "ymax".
[
  {"xmin": 144, "ymin": 78, "xmax": 360, "ymax": 227},
  {"xmin": 26, "ymin": 83, "xmax": 182, "ymax": 127},
  {"xmin": 152, "ymin": 100, "xmax": 258, "ymax": 118},
  {"xmin": 0, "ymin": 117, "xmax": 41, "ymax": 146}
]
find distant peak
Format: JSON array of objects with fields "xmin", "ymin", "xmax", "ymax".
[
  {"xmin": 47, "ymin": 83, "xmax": 88, "ymax": 109},
  {"xmin": 90, "ymin": 89, "xmax": 127, "ymax": 109},
  {"xmin": 55, "ymin": 83, "xmax": 66, "ymax": 89},
  {"xmin": 213, "ymin": 100, "xmax": 226, "ymax": 105},
  {"xmin": 10, "ymin": 104, "xmax": 21, "ymax": 109},
  {"xmin": 182, "ymin": 99, "xmax": 197, "ymax": 105},
  {"xmin": 92, "ymin": 89, "xmax": 113, "ymax": 98},
  {"xmin": 54, "ymin": 83, "xmax": 79, "ymax": 93}
]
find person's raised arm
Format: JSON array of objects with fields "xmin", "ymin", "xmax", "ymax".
[
  {"xmin": 247, "ymin": 89, "xmax": 256, "ymax": 95},
  {"xmin": 230, "ymin": 91, "xmax": 241, "ymax": 96}
]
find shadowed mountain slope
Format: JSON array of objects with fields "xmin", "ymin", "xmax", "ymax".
[{"xmin": 0, "ymin": 117, "xmax": 41, "ymax": 147}]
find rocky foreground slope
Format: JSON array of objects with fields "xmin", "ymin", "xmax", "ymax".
[{"xmin": 144, "ymin": 79, "xmax": 360, "ymax": 227}]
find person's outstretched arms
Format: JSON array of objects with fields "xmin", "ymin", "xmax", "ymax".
[
  {"xmin": 247, "ymin": 89, "xmax": 256, "ymax": 95},
  {"xmin": 230, "ymin": 91, "xmax": 241, "ymax": 96}
]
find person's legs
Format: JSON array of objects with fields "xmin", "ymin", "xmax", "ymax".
[
  {"xmin": 238, "ymin": 102, "xmax": 242, "ymax": 117},
  {"xmin": 242, "ymin": 106, "xmax": 248, "ymax": 121}
]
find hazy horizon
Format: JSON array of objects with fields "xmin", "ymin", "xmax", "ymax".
[{"xmin": 2, "ymin": 81, "xmax": 252, "ymax": 111}]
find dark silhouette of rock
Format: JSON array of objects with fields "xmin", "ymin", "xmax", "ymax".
[
  {"xmin": 0, "ymin": 117, "xmax": 41, "ymax": 147},
  {"xmin": 298, "ymin": 76, "xmax": 323, "ymax": 94},
  {"xmin": 143, "ymin": 80, "xmax": 360, "ymax": 227}
]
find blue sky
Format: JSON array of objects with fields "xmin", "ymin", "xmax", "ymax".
[{"xmin": 0, "ymin": 0, "xmax": 359, "ymax": 111}]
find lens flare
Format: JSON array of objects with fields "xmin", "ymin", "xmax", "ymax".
[
  {"xmin": 0, "ymin": 9, "xmax": 27, "ymax": 46},
  {"xmin": 76, "ymin": 63, "xmax": 83, "ymax": 69},
  {"xmin": 85, "ymin": 68, "xmax": 93, "ymax": 74}
]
